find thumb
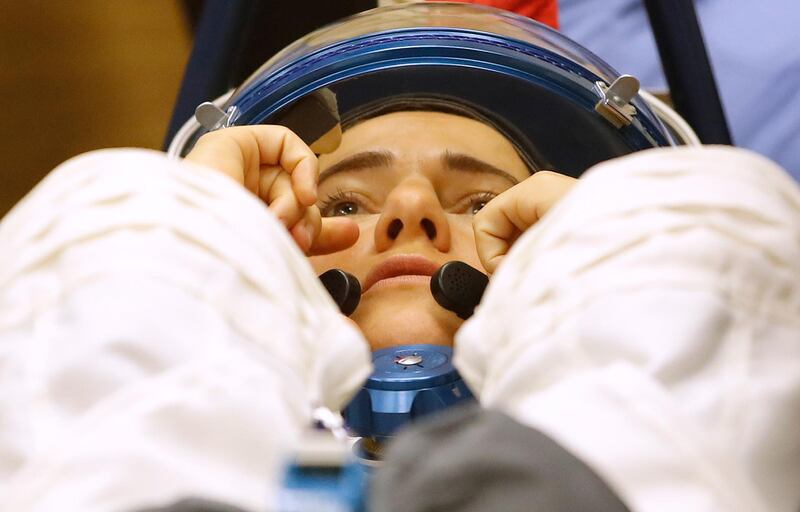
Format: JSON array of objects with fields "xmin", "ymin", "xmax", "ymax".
[
  {"xmin": 473, "ymin": 171, "xmax": 576, "ymax": 274},
  {"xmin": 289, "ymin": 207, "xmax": 359, "ymax": 256},
  {"xmin": 308, "ymin": 217, "xmax": 359, "ymax": 256}
]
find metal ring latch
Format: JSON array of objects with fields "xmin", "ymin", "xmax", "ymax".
[
  {"xmin": 195, "ymin": 102, "xmax": 234, "ymax": 131},
  {"xmin": 595, "ymin": 74, "xmax": 640, "ymax": 128}
]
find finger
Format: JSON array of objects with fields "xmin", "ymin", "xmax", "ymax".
[
  {"xmin": 265, "ymin": 169, "xmax": 304, "ymax": 227},
  {"xmin": 473, "ymin": 201, "xmax": 521, "ymax": 274},
  {"xmin": 289, "ymin": 206, "xmax": 362, "ymax": 256},
  {"xmin": 184, "ymin": 130, "xmax": 251, "ymax": 186},
  {"xmin": 473, "ymin": 184, "xmax": 540, "ymax": 273},
  {"xmin": 473, "ymin": 171, "xmax": 577, "ymax": 273},
  {"xmin": 289, "ymin": 206, "xmax": 321, "ymax": 254},
  {"xmin": 242, "ymin": 158, "xmax": 260, "ymax": 195},
  {"xmin": 185, "ymin": 126, "xmax": 319, "ymax": 206},
  {"xmin": 309, "ymin": 217, "xmax": 359, "ymax": 256},
  {"xmin": 248, "ymin": 126, "xmax": 319, "ymax": 207},
  {"xmin": 523, "ymin": 171, "xmax": 578, "ymax": 220}
]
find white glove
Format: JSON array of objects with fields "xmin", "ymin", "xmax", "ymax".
[
  {"xmin": 0, "ymin": 149, "xmax": 371, "ymax": 511},
  {"xmin": 456, "ymin": 146, "xmax": 800, "ymax": 512}
]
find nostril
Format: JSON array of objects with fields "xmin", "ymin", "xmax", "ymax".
[
  {"xmin": 387, "ymin": 219, "xmax": 403, "ymax": 239},
  {"xmin": 420, "ymin": 218, "xmax": 437, "ymax": 240}
]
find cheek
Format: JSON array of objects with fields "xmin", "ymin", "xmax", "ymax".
[
  {"xmin": 309, "ymin": 253, "xmax": 345, "ymax": 275},
  {"xmin": 309, "ymin": 247, "xmax": 366, "ymax": 277},
  {"xmin": 448, "ymin": 216, "xmax": 486, "ymax": 273}
]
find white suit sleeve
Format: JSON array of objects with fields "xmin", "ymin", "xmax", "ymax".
[
  {"xmin": 455, "ymin": 146, "xmax": 800, "ymax": 512},
  {"xmin": 0, "ymin": 149, "xmax": 372, "ymax": 511}
]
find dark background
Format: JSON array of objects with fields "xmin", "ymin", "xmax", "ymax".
[
  {"xmin": 0, "ymin": 1, "xmax": 190, "ymax": 216},
  {"xmin": 0, "ymin": 0, "xmax": 372, "ymax": 216}
]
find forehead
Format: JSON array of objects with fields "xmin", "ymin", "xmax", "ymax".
[{"xmin": 318, "ymin": 111, "xmax": 530, "ymax": 180}]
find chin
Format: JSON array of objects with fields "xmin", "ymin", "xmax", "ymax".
[{"xmin": 352, "ymin": 289, "xmax": 461, "ymax": 351}]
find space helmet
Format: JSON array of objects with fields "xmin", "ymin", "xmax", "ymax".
[{"xmin": 168, "ymin": 2, "xmax": 698, "ymax": 177}]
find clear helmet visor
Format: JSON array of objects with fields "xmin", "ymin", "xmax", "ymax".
[{"xmin": 172, "ymin": 2, "xmax": 691, "ymax": 177}]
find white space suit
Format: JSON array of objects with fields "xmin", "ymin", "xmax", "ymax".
[{"xmin": 0, "ymin": 146, "xmax": 798, "ymax": 511}]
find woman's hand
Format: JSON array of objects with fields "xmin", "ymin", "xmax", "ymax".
[
  {"xmin": 473, "ymin": 171, "xmax": 577, "ymax": 274},
  {"xmin": 185, "ymin": 126, "xmax": 358, "ymax": 255}
]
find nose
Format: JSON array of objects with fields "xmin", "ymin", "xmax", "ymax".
[{"xmin": 374, "ymin": 178, "xmax": 451, "ymax": 252}]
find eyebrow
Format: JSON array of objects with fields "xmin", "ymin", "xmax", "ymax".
[
  {"xmin": 318, "ymin": 149, "xmax": 521, "ymax": 185},
  {"xmin": 319, "ymin": 150, "xmax": 394, "ymax": 184},
  {"xmin": 442, "ymin": 151, "xmax": 520, "ymax": 185}
]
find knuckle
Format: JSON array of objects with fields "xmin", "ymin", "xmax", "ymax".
[
  {"xmin": 530, "ymin": 170, "xmax": 562, "ymax": 183},
  {"xmin": 195, "ymin": 129, "xmax": 225, "ymax": 144}
]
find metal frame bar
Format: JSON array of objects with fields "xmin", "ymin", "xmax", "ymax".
[
  {"xmin": 163, "ymin": 0, "xmax": 255, "ymax": 149},
  {"xmin": 643, "ymin": 0, "xmax": 733, "ymax": 144}
]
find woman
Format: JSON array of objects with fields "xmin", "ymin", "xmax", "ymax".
[{"xmin": 186, "ymin": 106, "xmax": 575, "ymax": 351}]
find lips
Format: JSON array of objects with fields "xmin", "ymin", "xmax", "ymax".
[{"xmin": 363, "ymin": 254, "xmax": 440, "ymax": 293}]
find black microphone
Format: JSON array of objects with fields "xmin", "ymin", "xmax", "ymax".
[
  {"xmin": 319, "ymin": 268, "xmax": 361, "ymax": 316},
  {"xmin": 319, "ymin": 261, "xmax": 488, "ymax": 320},
  {"xmin": 430, "ymin": 261, "xmax": 489, "ymax": 320}
]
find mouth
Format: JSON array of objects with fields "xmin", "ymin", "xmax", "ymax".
[{"xmin": 363, "ymin": 254, "xmax": 440, "ymax": 293}]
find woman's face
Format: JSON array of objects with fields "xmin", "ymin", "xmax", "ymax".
[{"xmin": 310, "ymin": 111, "xmax": 530, "ymax": 350}]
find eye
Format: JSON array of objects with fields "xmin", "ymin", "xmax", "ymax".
[
  {"xmin": 319, "ymin": 190, "xmax": 366, "ymax": 217},
  {"xmin": 459, "ymin": 191, "xmax": 496, "ymax": 215},
  {"xmin": 470, "ymin": 198, "xmax": 489, "ymax": 215},
  {"xmin": 330, "ymin": 201, "xmax": 360, "ymax": 217}
]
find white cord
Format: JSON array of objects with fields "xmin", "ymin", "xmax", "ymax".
[{"xmin": 639, "ymin": 90, "xmax": 701, "ymax": 147}]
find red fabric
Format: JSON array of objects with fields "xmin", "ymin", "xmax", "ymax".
[{"xmin": 434, "ymin": 0, "xmax": 559, "ymax": 29}]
